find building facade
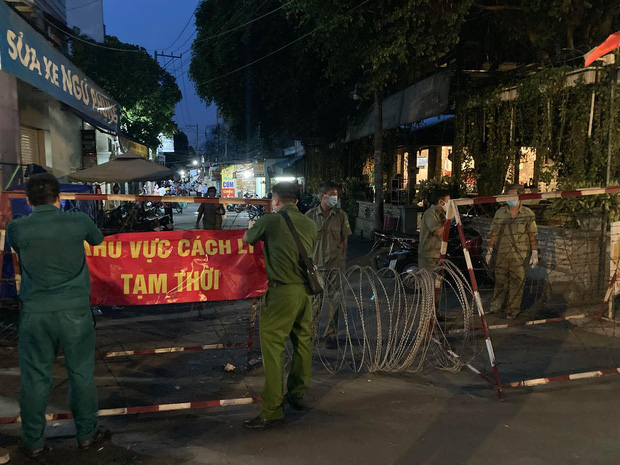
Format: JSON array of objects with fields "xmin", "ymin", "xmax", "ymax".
[{"xmin": 0, "ymin": 0, "xmax": 118, "ymax": 187}]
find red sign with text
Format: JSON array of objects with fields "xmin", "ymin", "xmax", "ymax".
[{"xmin": 85, "ymin": 230, "xmax": 267, "ymax": 306}]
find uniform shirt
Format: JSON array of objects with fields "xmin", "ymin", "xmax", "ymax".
[
  {"xmin": 245, "ymin": 204, "xmax": 317, "ymax": 284},
  {"xmin": 490, "ymin": 205, "xmax": 538, "ymax": 261},
  {"xmin": 197, "ymin": 203, "xmax": 225, "ymax": 230},
  {"xmin": 418, "ymin": 204, "xmax": 445, "ymax": 265},
  {"xmin": 7, "ymin": 205, "xmax": 104, "ymax": 312},
  {"xmin": 305, "ymin": 206, "xmax": 352, "ymax": 269}
]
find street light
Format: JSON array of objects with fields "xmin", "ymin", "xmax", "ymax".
[{"xmin": 192, "ymin": 160, "xmax": 198, "ymax": 166}]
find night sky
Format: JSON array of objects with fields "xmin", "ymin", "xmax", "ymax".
[{"xmin": 102, "ymin": 0, "xmax": 217, "ymax": 145}]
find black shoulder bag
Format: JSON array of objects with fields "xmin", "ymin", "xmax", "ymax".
[{"xmin": 279, "ymin": 211, "xmax": 324, "ymax": 295}]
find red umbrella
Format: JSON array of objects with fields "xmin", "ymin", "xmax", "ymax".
[{"xmin": 585, "ymin": 30, "xmax": 620, "ymax": 67}]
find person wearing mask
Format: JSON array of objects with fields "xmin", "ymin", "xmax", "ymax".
[
  {"xmin": 486, "ymin": 183, "xmax": 539, "ymax": 319},
  {"xmin": 7, "ymin": 174, "xmax": 109, "ymax": 458},
  {"xmin": 196, "ymin": 186, "xmax": 225, "ymax": 230},
  {"xmin": 418, "ymin": 190, "xmax": 450, "ymax": 270},
  {"xmin": 305, "ymin": 182, "xmax": 351, "ymax": 349},
  {"xmin": 242, "ymin": 182, "xmax": 317, "ymax": 429}
]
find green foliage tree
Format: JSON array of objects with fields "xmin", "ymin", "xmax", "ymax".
[
  {"xmin": 286, "ymin": 0, "xmax": 472, "ymax": 92},
  {"xmin": 189, "ymin": 0, "xmax": 356, "ymax": 148},
  {"xmin": 464, "ymin": 0, "xmax": 618, "ymax": 65},
  {"xmin": 70, "ymin": 35, "xmax": 182, "ymax": 150}
]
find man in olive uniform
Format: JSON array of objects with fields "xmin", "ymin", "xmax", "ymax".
[
  {"xmin": 242, "ymin": 182, "xmax": 317, "ymax": 429},
  {"xmin": 486, "ymin": 184, "xmax": 539, "ymax": 319},
  {"xmin": 195, "ymin": 186, "xmax": 225, "ymax": 230},
  {"xmin": 7, "ymin": 174, "xmax": 108, "ymax": 457},
  {"xmin": 418, "ymin": 190, "xmax": 450, "ymax": 270},
  {"xmin": 305, "ymin": 182, "xmax": 351, "ymax": 349}
]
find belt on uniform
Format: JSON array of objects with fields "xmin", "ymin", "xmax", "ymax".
[{"xmin": 268, "ymin": 280, "xmax": 288, "ymax": 288}]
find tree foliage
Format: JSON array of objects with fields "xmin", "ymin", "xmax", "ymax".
[
  {"xmin": 286, "ymin": 0, "xmax": 473, "ymax": 94},
  {"xmin": 463, "ymin": 0, "xmax": 618, "ymax": 66},
  {"xmin": 189, "ymin": 0, "xmax": 355, "ymax": 148},
  {"xmin": 70, "ymin": 35, "xmax": 182, "ymax": 150}
]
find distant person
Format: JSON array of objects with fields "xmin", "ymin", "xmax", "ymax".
[
  {"xmin": 242, "ymin": 182, "xmax": 317, "ymax": 429},
  {"xmin": 486, "ymin": 184, "xmax": 538, "ymax": 319},
  {"xmin": 196, "ymin": 186, "xmax": 225, "ymax": 230},
  {"xmin": 7, "ymin": 174, "xmax": 109, "ymax": 458},
  {"xmin": 305, "ymin": 181, "xmax": 351, "ymax": 349},
  {"xmin": 418, "ymin": 190, "xmax": 450, "ymax": 270},
  {"xmin": 111, "ymin": 183, "xmax": 121, "ymax": 208}
]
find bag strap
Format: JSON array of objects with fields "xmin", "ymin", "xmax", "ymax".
[{"xmin": 279, "ymin": 210, "xmax": 315, "ymax": 270}]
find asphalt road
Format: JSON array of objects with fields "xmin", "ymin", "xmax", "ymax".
[{"xmin": 2, "ymin": 225, "xmax": 620, "ymax": 464}]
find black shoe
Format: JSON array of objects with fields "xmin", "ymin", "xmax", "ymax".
[
  {"xmin": 325, "ymin": 337, "xmax": 338, "ymax": 350},
  {"xmin": 283, "ymin": 393, "xmax": 304, "ymax": 411},
  {"xmin": 0, "ymin": 447, "xmax": 9, "ymax": 465},
  {"xmin": 24, "ymin": 444, "xmax": 52, "ymax": 459},
  {"xmin": 78, "ymin": 427, "xmax": 111, "ymax": 450},
  {"xmin": 243, "ymin": 416, "xmax": 284, "ymax": 430}
]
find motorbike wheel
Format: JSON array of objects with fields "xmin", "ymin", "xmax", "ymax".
[{"xmin": 370, "ymin": 246, "xmax": 393, "ymax": 271}]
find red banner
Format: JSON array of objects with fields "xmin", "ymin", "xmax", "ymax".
[{"xmin": 85, "ymin": 230, "xmax": 267, "ymax": 306}]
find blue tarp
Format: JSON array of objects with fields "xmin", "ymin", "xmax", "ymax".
[{"xmin": 1, "ymin": 184, "xmax": 94, "ymax": 299}]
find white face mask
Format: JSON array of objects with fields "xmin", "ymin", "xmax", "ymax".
[{"xmin": 326, "ymin": 196, "xmax": 338, "ymax": 208}]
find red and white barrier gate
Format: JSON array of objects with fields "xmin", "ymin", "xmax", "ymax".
[
  {"xmin": 0, "ymin": 191, "xmax": 271, "ymax": 421},
  {"xmin": 436, "ymin": 186, "xmax": 620, "ymax": 398}
]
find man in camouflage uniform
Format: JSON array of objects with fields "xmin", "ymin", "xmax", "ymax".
[
  {"xmin": 418, "ymin": 190, "xmax": 450, "ymax": 270},
  {"xmin": 486, "ymin": 184, "xmax": 539, "ymax": 319},
  {"xmin": 306, "ymin": 182, "xmax": 352, "ymax": 349}
]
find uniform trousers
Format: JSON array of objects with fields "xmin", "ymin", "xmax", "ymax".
[
  {"xmin": 259, "ymin": 284, "xmax": 312, "ymax": 420},
  {"xmin": 18, "ymin": 306, "xmax": 98, "ymax": 450}
]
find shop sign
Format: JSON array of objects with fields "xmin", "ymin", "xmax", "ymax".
[
  {"xmin": 120, "ymin": 135, "xmax": 149, "ymax": 159},
  {"xmin": 0, "ymin": 2, "xmax": 119, "ymax": 132},
  {"xmin": 222, "ymin": 165, "xmax": 236, "ymax": 198},
  {"xmin": 82, "ymin": 129, "xmax": 97, "ymax": 169},
  {"xmin": 253, "ymin": 161, "xmax": 265, "ymax": 177}
]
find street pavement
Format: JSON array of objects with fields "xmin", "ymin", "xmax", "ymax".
[
  {"xmin": 2, "ymin": 217, "xmax": 620, "ymax": 464},
  {"xmin": 173, "ymin": 203, "xmax": 253, "ymax": 231}
]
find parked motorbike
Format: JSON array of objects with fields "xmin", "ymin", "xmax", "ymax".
[
  {"xmin": 100, "ymin": 202, "xmax": 172, "ymax": 235},
  {"xmin": 248, "ymin": 204, "xmax": 264, "ymax": 220},
  {"xmin": 370, "ymin": 220, "xmax": 493, "ymax": 287}
]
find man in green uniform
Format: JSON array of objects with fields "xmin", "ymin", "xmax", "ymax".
[
  {"xmin": 418, "ymin": 190, "xmax": 450, "ymax": 270},
  {"xmin": 486, "ymin": 184, "xmax": 539, "ymax": 319},
  {"xmin": 195, "ymin": 186, "xmax": 225, "ymax": 230},
  {"xmin": 305, "ymin": 182, "xmax": 351, "ymax": 349},
  {"xmin": 242, "ymin": 182, "xmax": 317, "ymax": 429},
  {"xmin": 7, "ymin": 174, "xmax": 108, "ymax": 457}
]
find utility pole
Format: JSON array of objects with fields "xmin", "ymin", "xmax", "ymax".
[
  {"xmin": 154, "ymin": 51, "xmax": 182, "ymax": 63},
  {"xmin": 374, "ymin": 88, "xmax": 384, "ymax": 231}
]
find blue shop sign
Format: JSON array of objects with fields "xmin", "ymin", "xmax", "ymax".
[{"xmin": 0, "ymin": 1, "xmax": 119, "ymax": 132}]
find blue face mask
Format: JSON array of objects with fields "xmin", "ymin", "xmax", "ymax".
[{"xmin": 506, "ymin": 200, "xmax": 519, "ymax": 207}]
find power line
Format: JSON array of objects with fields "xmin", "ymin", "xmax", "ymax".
[
  {"xmin": 16, "ymin": 0, "xmax": 147, "ymax": 52},
  {"xmin": 196, "ymin": 0, "xmax": 375, "ymax": 86},
  {"xmin": 162, "ymin": 1, "xmax": 200, "ymax": 51},
  {"xmin": 190, "ymin": 0, "xmax": 294, "ymax": 48},
  {"xmin": 66, "ymin": 0, "xmax": 99, "ymax": 12}
]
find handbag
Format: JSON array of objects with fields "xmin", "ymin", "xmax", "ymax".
[{"xmin": 279, "ymin": 211, "xmax": 324, "ymax": 295}]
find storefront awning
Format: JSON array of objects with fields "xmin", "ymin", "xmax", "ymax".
[
  {"xmin": 345, "ymin": 71, "xmax": 450, "ymax": 142},
  {"xmin": 271, "ymin": 156, "xmax": 304, "ymax": 176},
  {"xmin": 0, "ymin": 1, "xmax": 120, "ymax": 133}
]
